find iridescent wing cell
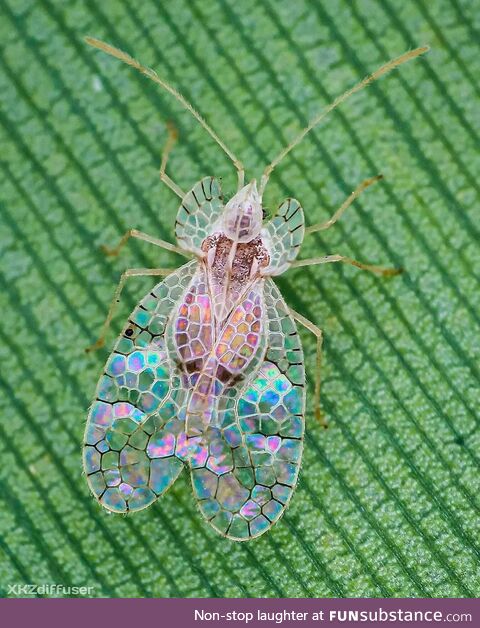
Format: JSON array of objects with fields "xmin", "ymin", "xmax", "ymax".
[
  {"xmin": 262, "ymin": 198, "xmax": 304, "ymax": 274},
  {"xmin": 191, "ymin": 278, "xmax": 305, "ymax": 540},
  {"xmin": 175, "ymin": 177, "xmax": 224, "ymax": 254},
  {"xmin": 174, "ymin": 265, "xmax": 213, "ymax": 366},
  {"xmin": 185, "ymin": 281, "xmax": 265, "ymax": 438},
  {"xmin": 214, "ymin": 281, "xmax": 264, "ymax": 376},
  {"xmin": 83, "ymin": 261, "xmax": 198, "ymax": 513}
]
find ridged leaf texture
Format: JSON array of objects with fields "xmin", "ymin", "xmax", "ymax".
[{"xmin": 0, "ymin": 0, "xmax": 478, "ymax": 598}]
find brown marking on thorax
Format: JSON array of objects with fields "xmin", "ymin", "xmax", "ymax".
[{"xmin": 201, "ymin": 233, "xmax": 269, "ymax": 324}]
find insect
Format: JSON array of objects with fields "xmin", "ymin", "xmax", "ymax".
[{"xmin": 83, "ymin": 38, "xmax": 428, "ymax": 540}]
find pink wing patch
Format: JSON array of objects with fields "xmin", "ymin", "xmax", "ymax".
[
  {"xmin": 186, "ymin": 281, "xmax": 265, "ymax": 438},
  {"xmin": 175, "ymin": 268, "xmax": 213, "ymax": 366},
  {"xmin": 215, "ymin": 285, "xmax": 263, "ymax": 375}
]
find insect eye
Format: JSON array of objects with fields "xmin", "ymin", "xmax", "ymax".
[{"xmin": 125, "ymin": 327, "xmax": 134, "ymax": 337}]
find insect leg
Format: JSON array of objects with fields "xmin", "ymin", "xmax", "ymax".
[
  {"xmin": 288, "ymin": 307, "xmax": 326, "ymax": 428},
  {"xmin": 159, "ymin": 114, "xmax": 244, "ymax": 192},
  {"xmin": 291, "ymin": 254, "xmax": 402, "ymax": 276},
  {"xmin": 101, "ymin": 228, "xmax": 191, "ymax": 258},
  {"xmin": 158, "ymin": 121, "xmax": 186, "ymax": 199},
  {"xmin": 85, "ymin": 267, "xmax": 173, "ymax": 353},
  {"xmin": 305, "ymin": 175, "xmax": 383, "ymax": 235},
  {"xmin": 100, "ymin": 123, "xmax": 193, "ymax": 258}
]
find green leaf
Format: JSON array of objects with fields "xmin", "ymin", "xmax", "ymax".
[{"xmin": 0, "ymin": 0, "xmax": 478, "ymax": 598}]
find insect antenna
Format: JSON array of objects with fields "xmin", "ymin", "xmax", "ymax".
[
  {"xmin": 85, "ymin": 37, "xmax": 245, "ymax": 189},
  {"xmin": 259, "ymin": 46, "xmax": 429, "ymax": 195}
]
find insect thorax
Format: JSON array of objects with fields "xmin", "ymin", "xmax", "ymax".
[{"xmin": 201, "ymin": 232, "xmax": 269, "ymax": 324}]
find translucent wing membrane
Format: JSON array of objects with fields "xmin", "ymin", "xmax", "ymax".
[
  {"xmin": 175, "ymin": 266, "xmax": 213, "ymax": 365},
  {"xmin": 83, "ymin": 261, "xmax": 197, "ymax": 512},
  {"xmin": 185, "ymin": 282, "xmax": 265, "ymax": 438},
  {"xmin": 263, "ymin": 198, "xmax": 304, "ymax": 274},
  {"xmin": 191, "ymin": 279, "xmax": 305, "ymax": 540},
  {"xmin": 175, "ymin": 177, "xmax": 224, "ymax": 253},
  {"xmin": 84, "ymin": 265, "xmax": 305, "ymax": 539},
  {"xmin": 215, "ymin": 283, "xmax": 264, "ymax": 375}
]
